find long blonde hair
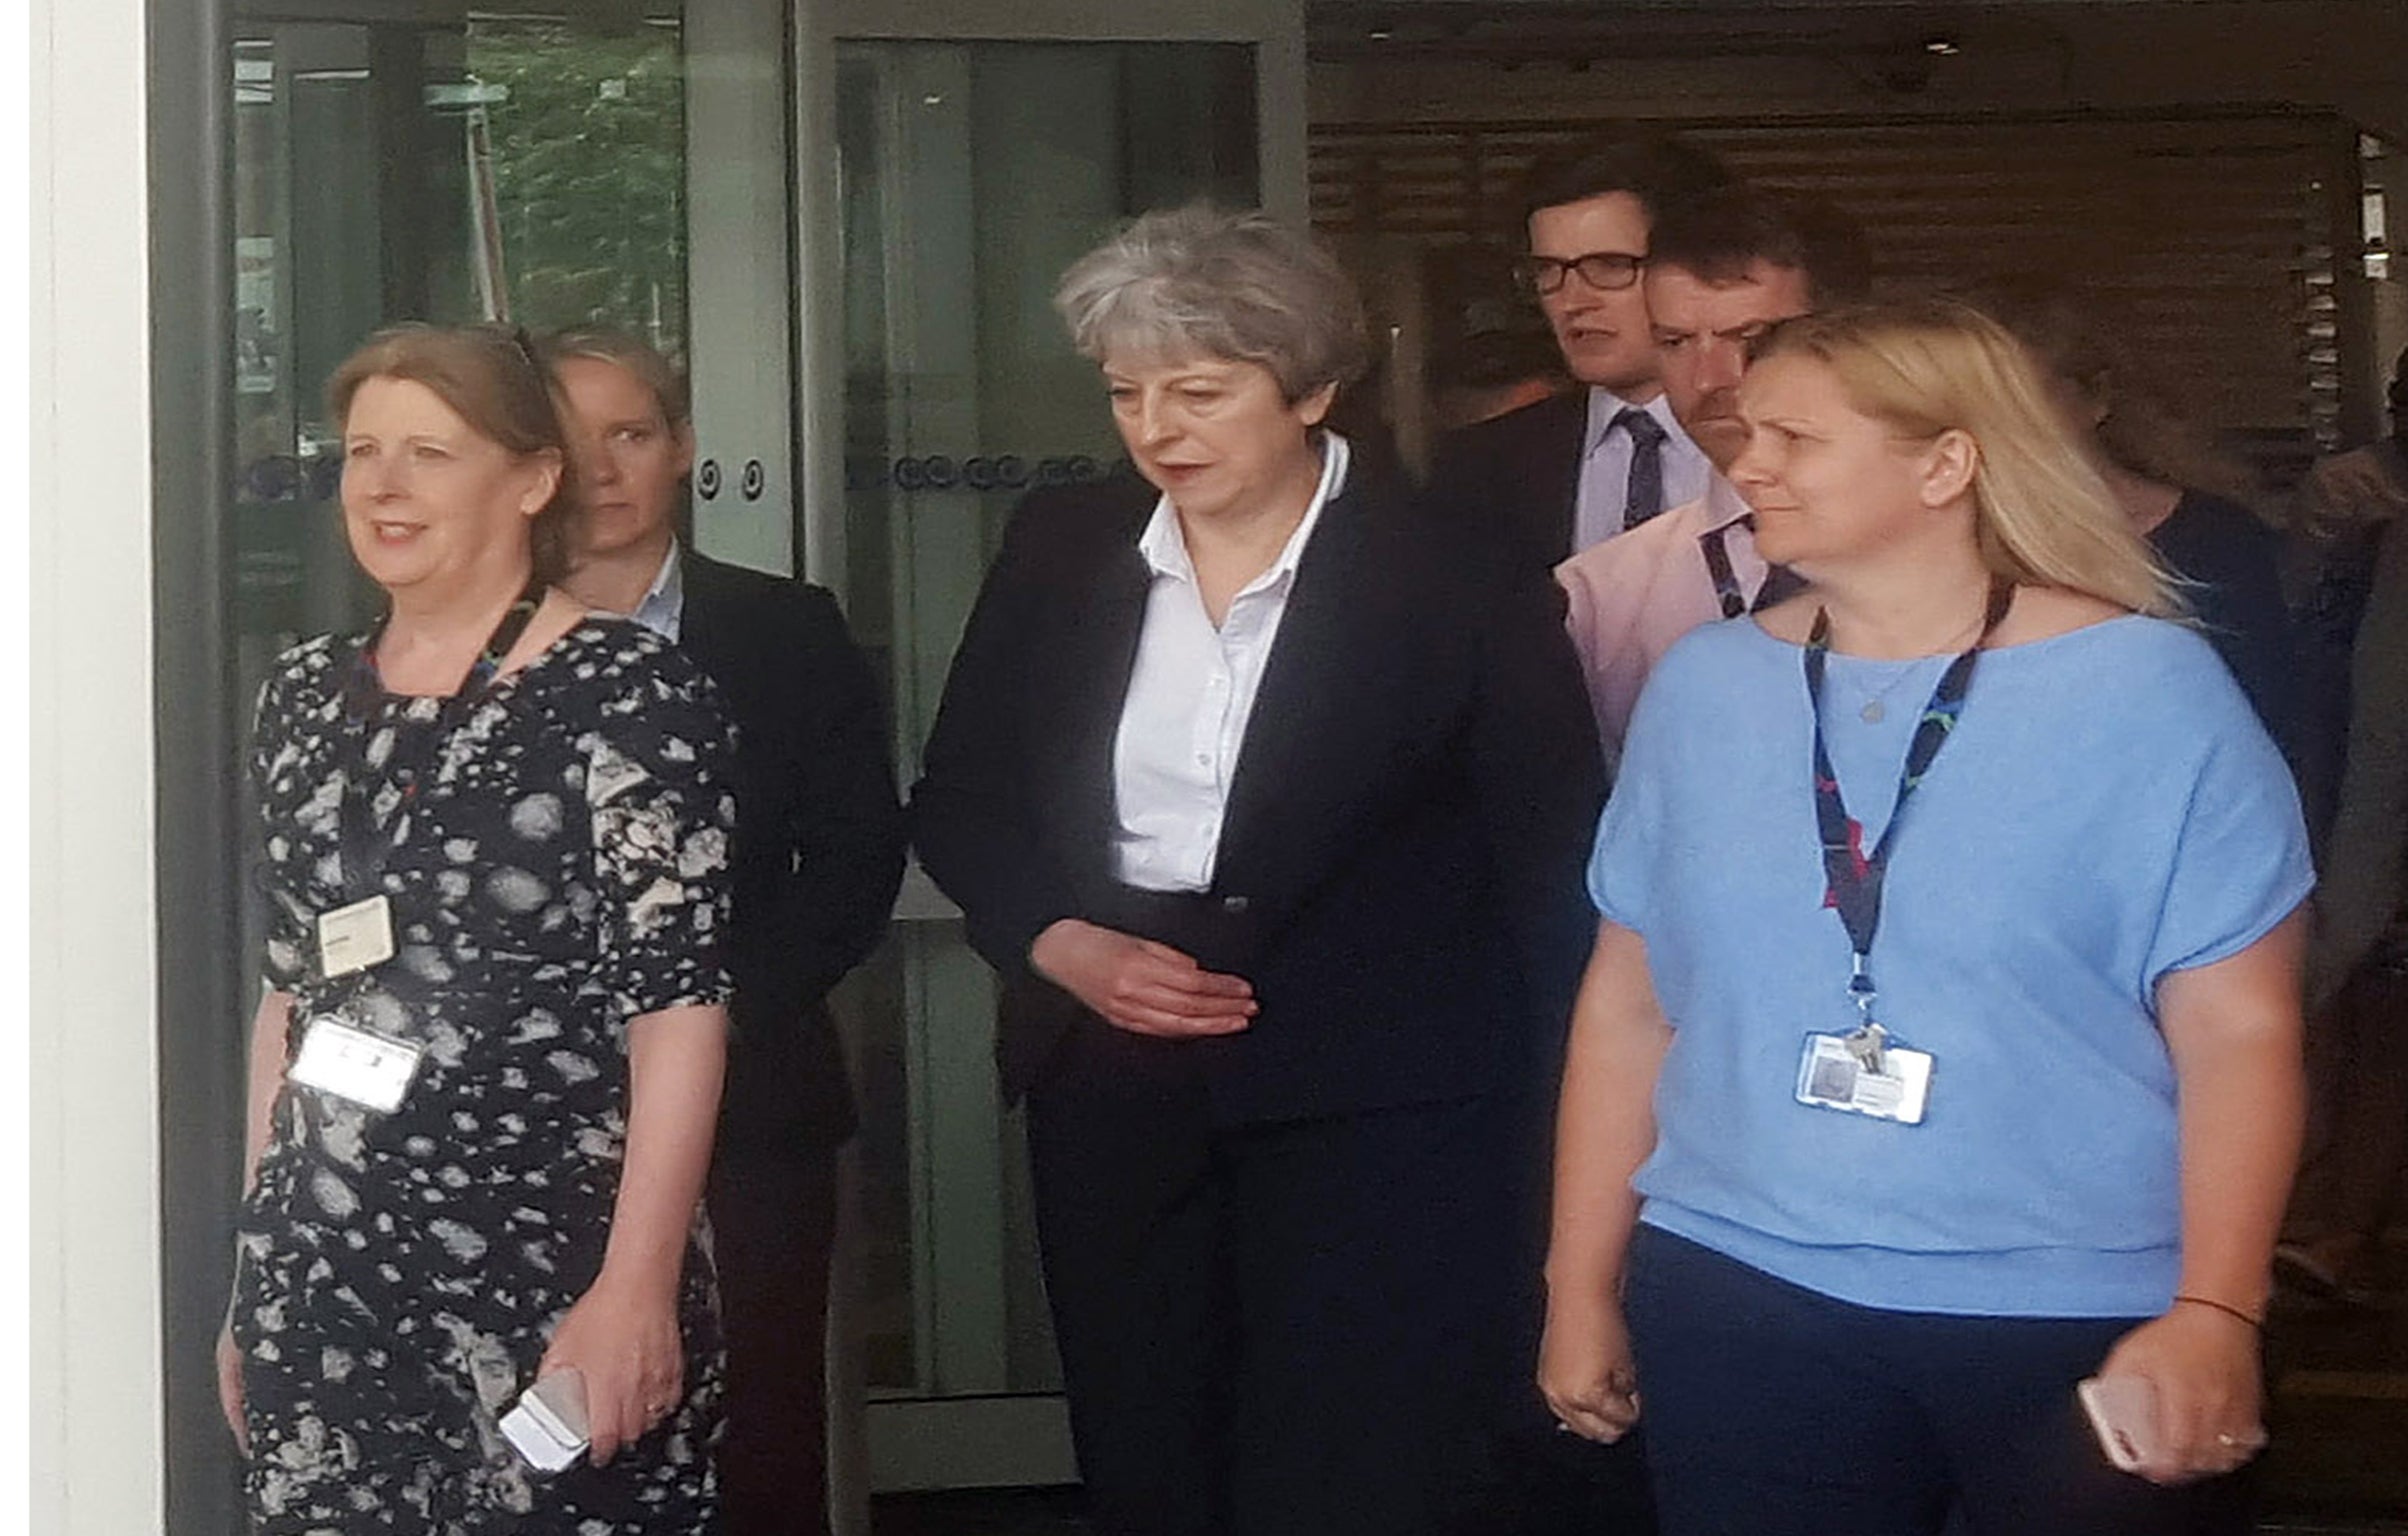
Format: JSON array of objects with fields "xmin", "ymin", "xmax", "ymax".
[{"xmin": 1754, "ymin": 299, "xmax": 2183, "ymax": 618}]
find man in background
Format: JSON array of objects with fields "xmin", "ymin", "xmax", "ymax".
[
  {"xmin": 1553, "ymin": 184, "xmax": 1872, "ymax": 761},
  {"xmin": 1422, "ymin": 134, "xmax": 1731, "ymax": 572}
]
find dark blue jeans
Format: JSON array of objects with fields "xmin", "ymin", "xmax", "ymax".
[{"xmin": 1623, "ymin": 1225, "xmax": 2255, "ymax": 1536}]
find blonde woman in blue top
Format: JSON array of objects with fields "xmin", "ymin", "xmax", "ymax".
[{"xmin": 1540, "ymin": 300, "xmax": 2311, "ymax": 1536}]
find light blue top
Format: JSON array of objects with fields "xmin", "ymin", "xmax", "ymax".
[{"xmin": 1591, "ymin": 612, "xmax": 2314, "ymax": 1317}]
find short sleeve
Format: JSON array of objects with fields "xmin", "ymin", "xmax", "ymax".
[
  {"xmin": 583, "ymin": 651, "xmax": 740, "ymax": 1021},
  {"xmin": 1587, "ymin": 661, "xmax": 1677, "ymax": 932},
  {"xmin": 2145, "ymin": 712, "xmax": 2316, "ymax": 984}
]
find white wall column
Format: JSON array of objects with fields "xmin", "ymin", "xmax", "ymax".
[{"xmin": 30, "ymin": 0, "xmax": 166, "ymax": 1532}]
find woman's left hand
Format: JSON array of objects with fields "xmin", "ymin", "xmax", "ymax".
[
  {"xmin": 2094, "ymin": 1302, "xmax": 2267, "ymax": 1485},
  {"xmin": 538, "ymin": 1273, "xmax": 685, "ymax": 1466}
]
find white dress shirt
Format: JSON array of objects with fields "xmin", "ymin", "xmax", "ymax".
[
  {"xmin": 1556, "ymin": 474, "xmax": 1764, "ymax": 766},
  {"xmin": 1111, "ymin": 433, "xmax": 1352, "ymax": 892},
  {"xmin": 1571, "ymin": 387, "xmax": 1711, "ymax": 554},
  {"xmin": 620, "ymin": 538, "xmax": 686, "ymax": 642}
]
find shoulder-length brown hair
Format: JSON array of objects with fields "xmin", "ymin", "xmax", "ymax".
[{"xmin": 328, "ymin": 322, "xmax": 578, "ymax": 583}]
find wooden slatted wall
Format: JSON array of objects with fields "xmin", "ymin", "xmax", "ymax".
[{"xmin": 1311, "ymin": 113, "xmax": 2355, "ymax": 461}]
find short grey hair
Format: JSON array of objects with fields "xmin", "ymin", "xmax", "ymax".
[{"xmin": 1053, "ymin": 205, "xmax": 1370, "ymax": 402}]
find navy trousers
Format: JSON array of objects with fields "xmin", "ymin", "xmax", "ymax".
[
  {"xmin": 1623, "ymin": 1225, "xmax": 2255, "ymax": 1536},
  {"xmin": 1025, "ymin": 1022, "xmax": 1530, "ymax": 1536}
]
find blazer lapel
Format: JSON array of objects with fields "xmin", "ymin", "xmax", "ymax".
[
  {"xmin": 1213, "ymin": 484, "xmax": 1383, "ymax": 894},
  {"xmin": 1044, "ymin": 504, "xmax": 1155, "ymax": 884},
  {"xmin": 672, "ymin": 546, "xmax": 726, "ymax": 664}
]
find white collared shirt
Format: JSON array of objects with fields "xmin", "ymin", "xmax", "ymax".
[
  {"xmin": 621, "ymin": 539, "xmax": 685, "ymax": 643},
  {"xmin": 1556, "ymin": 474, "xmax": 1764, "ymax": 765},
  {"xmin": 1571, "ymin": 387, "xmax": 1711, "ymax": 554},
  {"xmin": 1111, "ymin": 433, "xmax": 1352, "ymax": 892}
]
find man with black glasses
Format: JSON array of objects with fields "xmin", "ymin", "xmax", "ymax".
[
  {"xmin": 1423, "ymin": 135, "xmax": 1730, "ymax": 573},
  {"xmin": 1555, "ymin": 184, "xmax": 1872, "ymax": 763}
]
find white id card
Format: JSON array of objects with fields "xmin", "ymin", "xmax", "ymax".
[
  {"xmin": 317, "ymin": 894, "xmax": 396, "ymax": 978},
  {"xmin": 1795, "ymin": 1031, "xmax": 1934, "ymax": 1125},
  {"xmin": 289, "ymin": 1016, "xmax": 423, "ymax": 1113}
]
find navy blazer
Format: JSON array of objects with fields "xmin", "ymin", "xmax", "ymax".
[
  {"xmin": 1419, "ymin": 389, "xmax": 1589, "ymax": 576},
  {"xmin": 678, "ymin": 549, "xmax": 906, "ymax": 1158},
  {"xmin": 910, "ymin": 473, "xmax": 1606, "ymax": 1124}
]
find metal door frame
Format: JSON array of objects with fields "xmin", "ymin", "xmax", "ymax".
[{"xmin": 786, "ymin": 0, "xmax": 1305, "ymax": 1515}]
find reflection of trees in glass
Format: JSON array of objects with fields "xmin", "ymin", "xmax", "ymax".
[{"xmin": 471, "ymin": 18, "xmax": 687, "ymax": 355}]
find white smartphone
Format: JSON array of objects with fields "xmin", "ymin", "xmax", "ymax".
[
  {"xmin": 2076, "ymin": 1373, "xmax": 2160, "ymax": 1475},
  {"xmin": 500, "ymin": 1367, "xmax": 591, "ymax": 1472}
]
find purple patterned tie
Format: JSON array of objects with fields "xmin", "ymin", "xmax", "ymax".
[{"xmin": 1618, "ymin": 407, "xmax": 1667, "ymax": 529}]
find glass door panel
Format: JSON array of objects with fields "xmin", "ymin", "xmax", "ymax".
[
  {"xmin": 831, "ymin": 36, "xmax": 1258, "ymax": 1492},
  {"xmin": 185, "ymin": 10, "xmax": 721, "ymax": 1531},
  {"xmin": 225, "ymin": 0, "xmax": 699, "ymax": 1051}
]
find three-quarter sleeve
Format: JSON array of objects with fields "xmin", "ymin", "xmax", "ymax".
[
  {"xmin": 911, "ymin": 494, "xmax": 1088, "ymax": 976},
  {"xmin": 583, "ymin": 656, "xmax": 741, "ymax": 1023}
]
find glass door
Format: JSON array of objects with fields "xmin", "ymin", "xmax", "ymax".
[
  {"xmin": 178, "ymin": 7, "xmax": 788, "ymax": 1532},
  {"xmin": 795, "ymin": 0, "xmax": 1304, "ymax": 1504}
]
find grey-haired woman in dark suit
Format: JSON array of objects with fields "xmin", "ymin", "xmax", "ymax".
[{"xmin": 912, "ymin": 206, "xmax": 1606, "ymax": 1536}]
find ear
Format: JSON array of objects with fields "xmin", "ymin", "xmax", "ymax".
[
  {"xmin": 668, "ymin": 420, "xmax": 696, "ymax": 480},
  {"xmin": 2084, "ymin": 369, "xmax": 2114, "ymax": 428},
  {"xmin": 521, "ymin": 448, "xmax": 565, "ymax": 517},
  {"xmin": 1294, "ymin": 382, "xmax": 1339, "ymax": 429},
  {"xmin": 1916, "ymin": 428, "xmax": 1979, "ymax": 508}
]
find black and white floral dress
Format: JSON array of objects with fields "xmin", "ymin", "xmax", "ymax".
[{"xmin": 233, "ymin": 617, "xmax": 737, "ymax": 1535}]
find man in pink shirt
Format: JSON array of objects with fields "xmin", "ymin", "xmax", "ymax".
[{"xmin": 1556, "ymin": 186, "xmax": 1871, "ymax": 762}]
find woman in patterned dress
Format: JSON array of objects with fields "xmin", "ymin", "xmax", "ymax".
[{"xmin": 214, "ymin": 323, "xmax": 738, "ymax": 1534}]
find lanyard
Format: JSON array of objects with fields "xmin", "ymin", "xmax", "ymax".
[
  {"xmin": 337, "ymin": 578, "xmax": 546, "ymax": 902},
  {"xmin": 1806, "ymin": 579, "xmax": 2012, "ymax": 1020}
]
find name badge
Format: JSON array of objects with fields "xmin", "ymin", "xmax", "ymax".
[
  {"xmin": 290, "ymin": 1015, "xmax": 423, "ymax": 1113},
  {"xmin": 1795, "ymin": 1026, "xmax": 1933, "ymax": 1125},
  {"xmin": 317, "ymin": 894, "xmax": 396, "ymax": 979}
]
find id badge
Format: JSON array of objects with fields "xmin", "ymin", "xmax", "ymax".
[
  {"xmin": 290, "ymin": 1015, "xmax": 423, "ymax": 1113},
  {"xmin": 317, "ymin": 894, "xmax": 396, "ymax": 979},
  {"xmin": 1795, "ymin": 1029, "xmax": 1933, "ymax": 1125}
]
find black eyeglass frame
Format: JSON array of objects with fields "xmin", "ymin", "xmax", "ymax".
[{"xmin": 1514, "ymin": 250, "xmax": 1647, "ymax": 296}]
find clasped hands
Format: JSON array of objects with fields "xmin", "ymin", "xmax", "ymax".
[{"xmin": 1031, "ymin": 918, "xmax": 1257, "ymax": 1038}]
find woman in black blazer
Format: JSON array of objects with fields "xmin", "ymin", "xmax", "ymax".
[
  {"xmin": 542, "ymin": 329, "xmax": 906, "ymax": 1536},
  {"xmin": 911, "ymin": 207, "xmax": 1606, "ymax": 1535}
]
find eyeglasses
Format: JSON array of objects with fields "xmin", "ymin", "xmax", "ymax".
[{"xmin": 1514, "ymin": 251, "xmax": 1646, "ymax": 296}]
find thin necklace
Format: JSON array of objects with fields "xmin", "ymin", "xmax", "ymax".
[
  {"xmin": 1844, "ymin": 663, "xmax": 1931, "ymax": 725},
  {"xmin": 1824, "ymin": 598, "xmax": 1994, "ymax": 723}
]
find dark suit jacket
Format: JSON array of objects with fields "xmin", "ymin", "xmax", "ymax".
[
  {"xmin": 678, "ymin": 549, "xmax": 907, "ymax": 1159},
  {"xmin": 909, "ymin": 474, "xmax": 1606, "ymax": 1125},
  {"xmin": 1420, "ymin": 390, "xmax": 1589, "ymax": 575}
]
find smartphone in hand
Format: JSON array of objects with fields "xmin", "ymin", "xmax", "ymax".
[
  {"xmin": 2077, "ymin": 1374, "xmax": 2160, "ymax": 1475},
  {"xmin": 500, "ymin": 1367, "xmax": 591, "ymax": 1472}
]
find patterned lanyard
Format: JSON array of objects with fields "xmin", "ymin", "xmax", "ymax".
[
  {"xmin": 337, "ymin": 577, "xmax": 547, "ymax": 902},
  {"xmin": 1806, "ymin": 579, "xmax": 2013, "ymax": 1018}
]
